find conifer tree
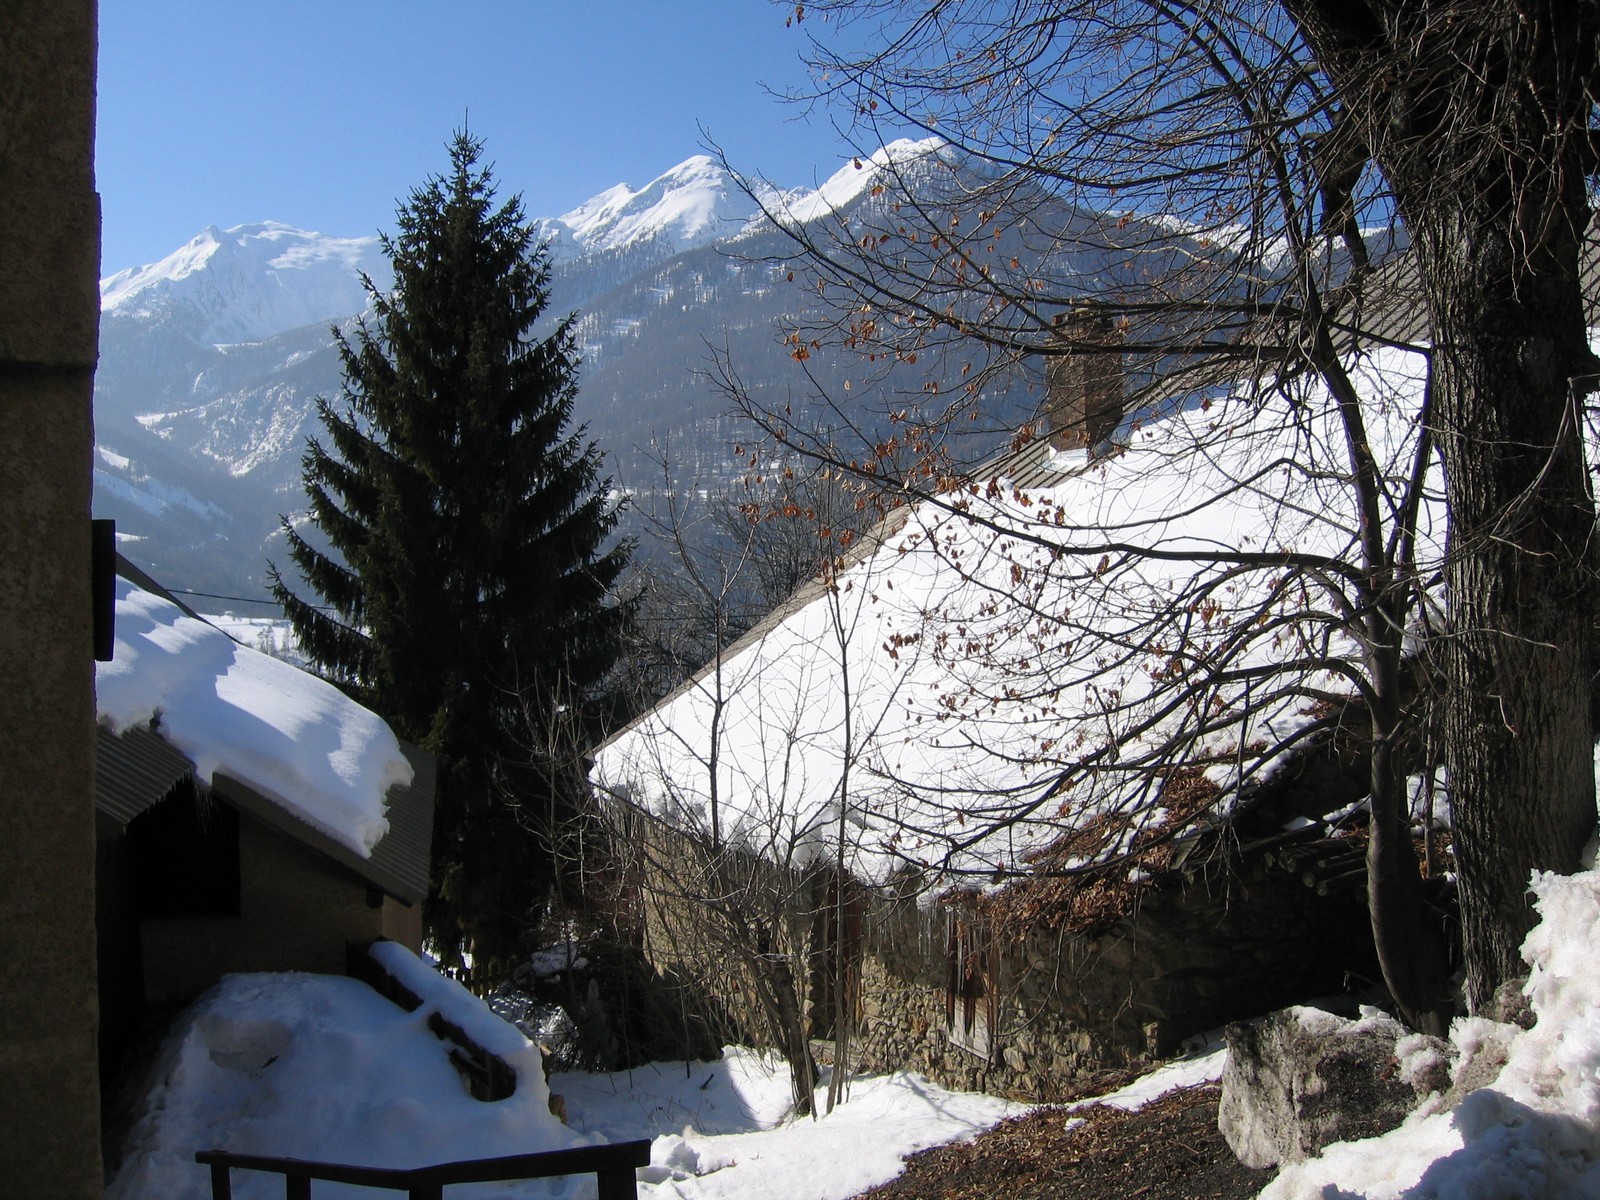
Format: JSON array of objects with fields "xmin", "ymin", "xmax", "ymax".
[{"xmin": 269, "ymin": 132, "xmax": 632, "ymax": 967}]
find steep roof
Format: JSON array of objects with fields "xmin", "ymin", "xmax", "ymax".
[
  {"xmin": 593, "ymin": 341, "xmax": 1440, "ymax": 895},
  {"xmin": 95, "ymin": 562, "xmax": 434, "ymax": 902}
]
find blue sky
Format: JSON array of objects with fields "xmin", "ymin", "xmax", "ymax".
[{"xmin": 97, "ymin": 2, "xmax": 864, "ymax": 276}]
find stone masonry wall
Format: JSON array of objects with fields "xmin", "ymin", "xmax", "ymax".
[
  {"xmin": 631, "ymin": 821, "xmax": 1379, "ymax": 1103},
  {"xmin": 848, "ymin": 861, "xmax": 1378, "ymax": 1101},
  {"xmin": 0, "ymin": 2, "xmax": 105, "ymax": 1194}
]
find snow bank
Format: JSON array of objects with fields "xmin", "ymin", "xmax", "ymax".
[
  {"xmin": 553, "ymin": 1046, "xmax": 1020, "ymax": 1200},
  {"xmin": 1264, "ymin": 866, "xmax": 1600, "ymax": 1199},
  {"xmin": 367, "ymin": 939, "xmax": 547, "ymax": 1079},
  {"xmin": 97, "ymin": 577, "xmax": 410, "ymax": 855},
  {"xmin": 105, "ymin": 971, "xmax": 582, "ymax": 1200}
]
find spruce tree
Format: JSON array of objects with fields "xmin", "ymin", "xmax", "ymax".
[{"xmin": 269, "ymin": 132, "xmax": 631, "ymax": 968}]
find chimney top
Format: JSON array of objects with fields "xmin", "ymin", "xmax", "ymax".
[{"xmin": 1044, "ymin": 311, "xmax": 1124, "ymax": 455}]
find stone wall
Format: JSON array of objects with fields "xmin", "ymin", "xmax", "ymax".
[
  {"xmin": 0, "ymin": 2, "xmax": 104, "ymax": 1194},
  {"xmin": 847, "ymin": 860, "xmax": 1378, "ymax": 1101},
  {"xmin": 631, "ymin": 822, "xmax": 1379, "ymax": 1103}
]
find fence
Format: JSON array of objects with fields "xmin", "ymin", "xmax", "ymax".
[{"xmin": 195, "ymin": 1139, "xmax": 653, "ymax": 1200}]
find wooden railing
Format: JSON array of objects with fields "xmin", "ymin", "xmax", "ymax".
[
  {"xmin": 195, "ymin": 1139, "xmax": 653, "ymax": 1200},
  {"xmin": 344, "ymin": 941, "xmax": 517, "ymax": 1101}
]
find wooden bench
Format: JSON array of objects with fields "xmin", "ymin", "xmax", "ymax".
[{"xmin": 195, "ymin": 1139, "xmax": 653, "ymax": 1200}]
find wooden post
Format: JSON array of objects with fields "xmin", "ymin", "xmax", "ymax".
[{"xmin": 596, "ymin": 1163, "xmax": 638, "ymax": 1200}]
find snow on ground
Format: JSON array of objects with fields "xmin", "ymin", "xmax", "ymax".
[
  {"xmin": 97, "ymin": 577, "xmax": 410, "ymax": 855},
  {"xmin": 1264, "ymin": 864, "xmax": 1600, "ymax": 1200},
  {"xmin": 553, "ymin": 1050, "xmax": 1020, "ymax": 1200},
  {"xmin": 102, "ymin": 864, "xmax": 1600, "ymax": 1199},
  {"xmin": 105, "ymin": 968, "xmax": 582, "ymax": 1200},
  {"xmin": 105, "ymin": 967, "xmax": 1021, "ymax": 1200}
]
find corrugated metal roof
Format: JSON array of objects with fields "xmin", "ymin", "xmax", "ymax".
[
  {"xmin": 370, "ymin": 742, "xmax": 435, "ymax": 903},
  {"xmin": 95, "ymin": 722, "xmax": 195, "ymax": 832}
]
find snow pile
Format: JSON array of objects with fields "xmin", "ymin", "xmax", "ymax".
[
  {"xmin": 104, "ymin": 964, "xmax": 1023, "ymax": 1200},
  {"xmin": 97, "ymin": 577, "xmax": 410, "ymax": 856},
  {"xmin": 100, "ymin": 221, "xmax": 387, "ymax": 344},
  {"xmin": 554, "ymin": 1047, "xmax": 1020, "ymax": 1200},
  {"xmin": 105, "ymin": 969, "xmax": 582, "ymax": 1200},
  {"xmin": 1264, "ymin": 866, "xmax": 1600, "ymax": 1199},
  {"xmin": 367, "ymin": 940, "xmax": 549, "ymax": 1080}
]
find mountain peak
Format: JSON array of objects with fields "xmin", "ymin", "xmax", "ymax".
[
  {"xmin": 556, "ymin": 154, "xmax": 759, "ymax": 256},
  {"xmin": 100, "ymin": 222, "xmax": 388, "ymax": 344}
]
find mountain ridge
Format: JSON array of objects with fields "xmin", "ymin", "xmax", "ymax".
[{"xmin": 91, "ymin": 138, "xmax": 1123, "ymax": 601}]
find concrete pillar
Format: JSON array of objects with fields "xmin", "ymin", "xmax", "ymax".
[{"xmin": 0, "ymin": 2, "xmax": 104, "ymax": 1195}]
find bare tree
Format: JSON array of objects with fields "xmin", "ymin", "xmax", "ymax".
[
  {"xmin": 597, "ymin": 449, "xmax": 887, "ymax": 1113},
  {"xmin": 714, "ymin": 0, "xmax": 1599, "ymax": 1018}
]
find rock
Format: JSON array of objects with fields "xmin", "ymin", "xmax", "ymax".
[
  {"xmin": 1488, "ymin": 975, "xmax": 1534, "ymax": 1030},
  {"xmin": 1438, "ymin": 1014, "xmax": 1520, "ymax": 1109},
  {"xmin": 1217, "ymin": 1006, "xmax": 1450, "ymax": 1168}
]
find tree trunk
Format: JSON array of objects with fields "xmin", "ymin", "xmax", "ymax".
[
  {"xmin": 1366, "ymin": 649, "xmax": 1450, "ymax": 1033},
  {"xmin": 752, "ymin": 952, "xmax": 817, "ymax": 1117},
  {"xmin": 1290, "ymin": 0, "xmax": 1600, "ymax": 1014},
  {"xmin": 1426, "ymin": 267, "xmax": 1596, "ymax": 1008}
]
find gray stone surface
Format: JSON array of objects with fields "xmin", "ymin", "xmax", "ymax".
[
  {"xmin": 0, "ymin": 3, "xmax": 103, "ymax": 1195},
  {"xmin": 1218, "ymin": 1006, "xmax": 1450, "ymax": 1169}
]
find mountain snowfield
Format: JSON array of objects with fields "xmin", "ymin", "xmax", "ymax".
[{"xmin": 99, "ymin": 221, "xmax": 387, "ymax": 345}]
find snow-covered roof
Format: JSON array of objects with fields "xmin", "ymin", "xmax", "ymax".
[
  {"xmin": 96, "ymin": 573, "xmax": 414, "ymax": 859},
  {"xmin": 593, "ymin": 344, "xmax": 1441, "ymax": 891}
]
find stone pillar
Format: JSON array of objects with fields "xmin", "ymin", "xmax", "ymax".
[
  {"xmin": 1045, "ymin": 309, "xmax": 1123, "ymax": 453},
  {"xmin": 0, "ymin": 2, "xmax": 104, "ymax": 1195}
]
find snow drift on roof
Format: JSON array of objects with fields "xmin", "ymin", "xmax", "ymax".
[
  {"xmin": 593, "ymin": 345, "xmax": 1442, "ymax": 888},
  {"xmin": 96, "ymin": 577, "xmax": 411, "ymax": 856}
]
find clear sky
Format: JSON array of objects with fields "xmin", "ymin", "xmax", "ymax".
[{"xmin": 96, "ymin": 1, "xmax": 864, "ymax": 276}]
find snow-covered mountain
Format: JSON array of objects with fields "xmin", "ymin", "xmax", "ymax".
[
  {"xmin": 91, "ymin": 143, "xmax": 1143, "ymax": 600},
  {"xmin": 553, "ymin": 154, "xmax": 776, "ymax": 256},
  {"xmin": 100, "ymin": 221, "xmax": 390, "ymax": 345}
]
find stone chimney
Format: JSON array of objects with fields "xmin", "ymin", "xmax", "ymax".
[{"xmin": 1044, "ymin": 309, "xmax": 1124, "ymax": 454}]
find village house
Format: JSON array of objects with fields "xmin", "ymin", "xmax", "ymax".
[
  {"xmin": 591, "ymin": 315, "xmax": 1451, "ymax": 1101},
  {"xmin": 93, "ymin": 559, "xmax": 435, "ymax": 1078}
]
